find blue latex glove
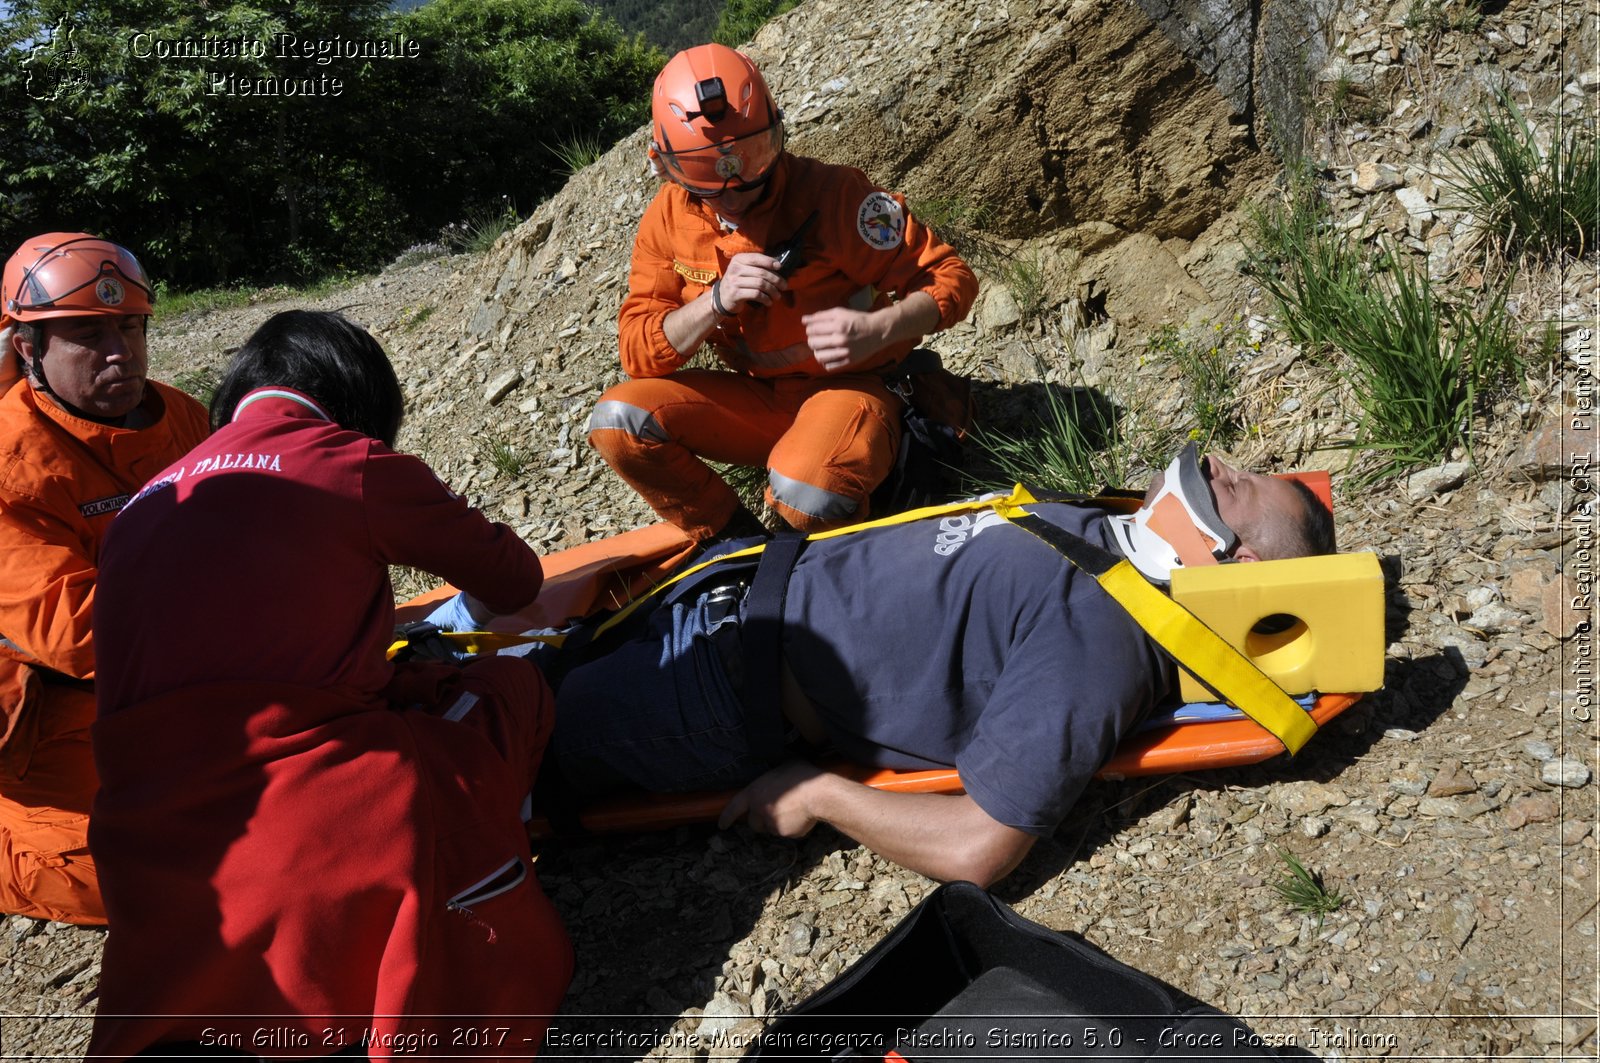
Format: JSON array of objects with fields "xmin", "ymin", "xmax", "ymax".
[{"xmin": 423, "ymin": 591, "xmax": 480, "ymax": 633}]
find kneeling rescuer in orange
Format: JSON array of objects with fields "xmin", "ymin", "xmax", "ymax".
[{"xmin": 588, "ymin": 43, "xmax": 978, "ymax": 542}]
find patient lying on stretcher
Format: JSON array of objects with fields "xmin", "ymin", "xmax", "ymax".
[{"xmin": 429, "ymin": 443, "xmax": 1338, "ymax": 886}]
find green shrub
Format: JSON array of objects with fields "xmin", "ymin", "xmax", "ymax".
[
  {"xmin": 713, "ymin": 0, "xmax": 800, "ymax": 45},
  {"xmin": 585, "ymin": 0, "xmax": 722, "ymax": 54},
  {"xmin": 1246, "ymin": 174, "xmax": 1365, "ymax": 352},
  {"xmin": 1274, "ymin": 850, "xmax": 1345, "ymax": 931},
  {"xmin": 998, "ymin": 253, "xmax": 1050, "ymax": 322},
  {"xmin": 911, "ymin": 196, "xmax": 997, "ymax": 236},
  {"xmin": 152, "ymin": 284, "xmax": 258, "ymax": 322},
  {"xmin": 1248, "ymin": 179, "xmax": 1523, "ymax": 482},
  {"xmin": 910, "ymin": 196, "xmax": 1016, "ymax": 274},
  {"xmin": 444, "ymin": 201, "xmax": 521, "ymax": 256},
  {"xmin": 1146, "ymin": 322, "xmax": 1247, "ymax": 448},
  {"xmin": 483, "ymin": 438, "xmax": 527, "ymax": 477},
  {"xmin": 1323, "ymin": 75, "xmax": 1388, "ymax": 126},
  {"xmin": 549, "ymin": 133, "xmax": 609, "ymax": 175},
  {"xmin": 153, "ymin": 275, "xmax": 361, "ymax": 324},
  {"xmin": 1332, "ymin": 251, "xmax": 1521, "ymax": 480},
  {"xmin": 1446, "ymin": 94, "xmax": 1599, "ymax": 263},
  {"xmin": 1403, "ymin": 0, "xmax": 1483, "ymax": 35},
  {"xmin": 1, "ymin": 0, "xmax": 661, "ymax": 288},
  {"xmin": 398, "ymin": 304, "xmax": 437, "ymax": 331},
  {"xmin": 169, "ymin": 365, "xmax": 224, "ymax": 409},
  {"xmin": 971, "ymin": 384, "xmax": 1178, "ymax": 495}
]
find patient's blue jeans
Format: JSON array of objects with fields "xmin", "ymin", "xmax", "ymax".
[{"xmin": 548, "ymin": 583, "xmax": 783, "ymax": 796}]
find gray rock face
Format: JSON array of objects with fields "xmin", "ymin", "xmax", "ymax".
[
  {"xmin": 1256, "ymin": 0, "xmax": 1338, "ymax": 154},
  {"xmin": 1136, "ymin": 0, "xmax": 1339, "ymax": 158},
  {"xmin": 1133, "ymin": 0, "xmax": 1259, "ymax": 115},
  {"xmin": 1513, "ymin": 413, "xmax": 1599, "ymax": 483},
  {"xmin": 1542, "ymin": 757, "xmax": 1593, "ymax": 788},
  {"xmin": 1405, "ymin": 461, "xmax": 1473, "ymax": 501}
]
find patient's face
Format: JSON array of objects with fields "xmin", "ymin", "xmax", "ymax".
[
  {"xmin": 1203, "ymin": 457, "xmax": 1308, "ymax": 560},
  {"xmin": 1141, "ymin": 455, "xmax": 1307, "ymax": 562}
]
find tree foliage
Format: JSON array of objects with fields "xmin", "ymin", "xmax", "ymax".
[
  {"xmin": 0, "ymin": 0, "xmax": 662, "ymax": 287},
  {"xmin": 713, "ymin": 0, "xmax": 800, "ymax": 46},
  {"xmin": 586, "ymin": 0, "xmax": 723, "ymax": 54}
]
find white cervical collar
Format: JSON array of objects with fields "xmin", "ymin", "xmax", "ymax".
[{"xmin": 1108, "ymin": 443, "xmax": 1240, "ymax": 585}]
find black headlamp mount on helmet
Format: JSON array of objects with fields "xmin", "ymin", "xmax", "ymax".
[{"xmin": 687, "ymin": 77, "xmax": 728, "ymax": 122}]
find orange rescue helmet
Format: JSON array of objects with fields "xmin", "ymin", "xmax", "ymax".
[
  {"xmin": 650, "ymin": 44, "xmax": 784, "ymax": 197},
  {"xmin": 2, "ymin": 232, "xmax": 154, "ymax": 329}
]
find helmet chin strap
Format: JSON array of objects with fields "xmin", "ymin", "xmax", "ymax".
[
  {"xmin": 12, "ymin": 324, "xmax": 54, "ymax": 401},
  {"xmin": 1109, "ymin": 442, "xmax": 1240, "ymax": 585},
  {"xmin": 27, "ymin": 357, "xmax": 92, "ymax": 420},
  {"xmin": 0, "ymin": 325, "xmax": 19, "ymax": 389}
]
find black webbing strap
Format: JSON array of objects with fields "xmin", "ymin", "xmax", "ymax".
[
  {"xmin": 738, "ymin": 532, "xmax": 808, "ymax": 763},
  {"xmin": 1005, "ymin": 511, "xmax": 1123, "ymax": 576},
  {"xmin": 553, "ymin": 547, "xmax": 764, "ymax": 674}
]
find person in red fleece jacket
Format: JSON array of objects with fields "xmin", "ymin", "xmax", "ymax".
[{"xmin": 86, "ymin": 310, "xmax": 571, "ymax": 1060}]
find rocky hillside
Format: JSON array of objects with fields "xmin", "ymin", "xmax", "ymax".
[{"xmin": 6, "ymin": 0, "xmax": 1597, "ymax": 1057}]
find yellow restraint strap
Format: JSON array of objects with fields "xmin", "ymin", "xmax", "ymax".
[
  {"xmin": 563, "ymin": 488, "xmax": 1050, "ymax": 644},
  {"xmin": 992, "ymin": 496, "xmax": 1318, "ymax": 755}
]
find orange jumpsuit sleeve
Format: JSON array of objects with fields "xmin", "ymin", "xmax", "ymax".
[
  {"xmin": 0, "ymin": 383, "xmax": 207, "ymax": 683},
  {"xmin": 879, "ymin": 197, "xmax": 979, "ymax": 331},
  {"xmin": 0, "ymin": 484, "xmax": 99, "ymax": 680},
  {"xmin": 820, "ymin": 173, "xmax": 978, "ymax": 332},
  {"xmin": 618, "ymin": 187, "xmax": 698, "ymax": 379}
]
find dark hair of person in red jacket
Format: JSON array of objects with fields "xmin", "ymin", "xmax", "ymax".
[{"xmin": 210, "ymin": 309, "xmax": 405, "ymax": 446}]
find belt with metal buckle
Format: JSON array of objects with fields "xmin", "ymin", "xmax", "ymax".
[{"xmin": 701, "ymin": 583, "xmax": 748, "ymax": 691}]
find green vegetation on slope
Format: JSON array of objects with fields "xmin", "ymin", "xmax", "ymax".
[
  {"xmin": 0, "ymin": 0, "xmax": 662, "ymax": 287},
  {"xmin": 585, "ymin": 0, "xmax": 723, "ymax": 53}
]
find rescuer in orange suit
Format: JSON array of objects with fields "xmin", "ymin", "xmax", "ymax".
[
  {"xmin": 0, "ymin": 233, "xmax": 209, "ymax": 924},
  {"xmin": 588, "ymin": 43, "xmax": 978, "ymax": 542}
]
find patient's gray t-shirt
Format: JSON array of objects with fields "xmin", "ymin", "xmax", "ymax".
[{"xmin": 783, "ymin": 502, "xmax": 1174, "ymax": 836}]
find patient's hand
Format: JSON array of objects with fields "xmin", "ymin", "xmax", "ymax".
[
  {"xmin": 719, "ymin": 762, "xmax": 1036, "ymax": 885},
  {"xmin": 718, "ymin": 760, "xmax": 828, "ymax": 837}
]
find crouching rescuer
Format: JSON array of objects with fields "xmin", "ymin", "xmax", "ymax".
[
  {"xmin": 587, "ymin": 43, "xmax": 978, "ymax": 543},
  {"xmin": 0, "ymin": 233, "xmax": 209, "ymax": 924},
  {"xmin": 86, "ymin": 311, "xmax": 571, "ymax": 1058}
]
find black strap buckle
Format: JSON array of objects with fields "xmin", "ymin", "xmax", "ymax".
[{"xmin": 394, "ymin": 620, "xmax": 461, "ymax": 662}]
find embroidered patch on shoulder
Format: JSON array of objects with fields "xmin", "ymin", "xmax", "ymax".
[
  {"xmin": 856, "ymin": 191, "xmax": 904, "ymax": 251},
  {"xmin": 672, "ymin": 260, "xmax": 719, "ymax": 286}
]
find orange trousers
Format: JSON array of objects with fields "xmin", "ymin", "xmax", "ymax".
[
  {"xmin": 588, "ymin": 370, "xmax": 903, "ymax": 540},
  {"xmin": 0, "ymin": 681, "xmax": 102, "ymax": 925}
]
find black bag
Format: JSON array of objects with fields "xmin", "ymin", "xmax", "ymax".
[
  {"xmin": 746, "ymin": 882, "xmax": 1316, "ymax": 1062},
  {"xmin": 872, "ymin": 350, "xmax": 974, "ymax": 514}
]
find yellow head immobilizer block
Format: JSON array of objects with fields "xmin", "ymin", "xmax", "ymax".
[{"xmin": 1171, "ymin": 552, "xmax": 1385, "ymax": 701}]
